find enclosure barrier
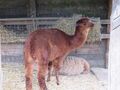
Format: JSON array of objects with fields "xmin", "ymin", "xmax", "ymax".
[
  {"xmin": 0, "ymin": 16, "xmax": 109, "ymax": 65},
  {"xmin": 0, "ymin": 17, "xmax": 109, "ymax": 43},
  {"xmin": 0, "ymin": 17, "xmax": 110, "ymax": 90},
  {"xmin": 0, "ymin": 17, "xmax": 110, "ymax": 67}
]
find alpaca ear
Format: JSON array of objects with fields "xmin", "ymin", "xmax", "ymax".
[
  {"xmin": 76, "ymin": 23, "xmax": 82, "ymax": 27},
  {"xmin": 76, "ymin": 23, "xmax": 79, "ymax": 27}
]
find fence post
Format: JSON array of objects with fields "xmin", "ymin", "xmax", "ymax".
[{"xmin": 32, "ymin": 18, "xmax": 36, "ymax": 31}]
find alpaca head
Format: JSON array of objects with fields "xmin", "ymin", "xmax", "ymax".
[{"xmin": 76, "ymin": 17, "xmax": 94, "ymax": 31}]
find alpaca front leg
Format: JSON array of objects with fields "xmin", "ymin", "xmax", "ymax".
[
  {"xmin": 55, "ymin": 68, "xmax": 60, "ymax": 85},
  {"xmin": 53, "ymin": 59, "xmax": 64, "ymax": 85}
]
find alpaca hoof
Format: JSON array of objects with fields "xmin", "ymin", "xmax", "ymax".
[
  {"xmin": 82, "ymin": 70, "xmax": 89, "ymax": 74},
  {"xmin": 47, "ymin": 79, "xmax": 50, "ymax": 82},
  {"xmin": 56, "ymin": 82, "xmax": 60, "ymax": 85}
]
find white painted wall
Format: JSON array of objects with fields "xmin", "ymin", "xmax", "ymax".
[
  {"xmin": 109, "ymin": 0, "xmax": 120, "ymax": 90},
  {"xmin": 0, "ymin": 37, "xmax": 3, "ymax": 90}
]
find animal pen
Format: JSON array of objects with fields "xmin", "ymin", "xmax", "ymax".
[
  {"xmin": 0, "ymin": 0, "xmax": 111, "ymax": 90},
  {"xmin": 0, "ymin": 0, "xmax": 112, "ymax": 90},
  {"xmin": 0, "ymin": 16, "xmax": 109, "ymax": 66},
  {"xmin": 0, "ymin": 16, "xmax": 109, "ymax": 90}
]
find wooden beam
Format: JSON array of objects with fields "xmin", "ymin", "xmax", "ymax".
[
  {"xmin": 103, "ymin": 0, "xmax": 112, "ymax": 68},
  {"xmin": 101, "ymin": 34, "xmax": 110, "ymax": 39},
  {"xmin": 0, "ymin": 17, "xmax": 70, "ymax": 21},
  {"xmin": 108, "ymin": 0, "xmax": 113, "ymax": 18},
  {"xmin": 101, "ymin": 20, "xmax": 110, "ymax": 24}
]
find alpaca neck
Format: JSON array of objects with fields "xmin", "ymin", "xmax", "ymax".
[{"xmin": 69, "ymin": 27, "xmax": 89, "ymax": 49}]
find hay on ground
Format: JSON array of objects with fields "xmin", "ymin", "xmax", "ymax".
[{"xmin": 2, "ymin": 63, "xmax": 107, "ymax": 90}]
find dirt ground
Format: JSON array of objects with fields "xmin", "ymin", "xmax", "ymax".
[{"xmin": 2, "ymin": 63, "xmax": 107, "ymax": 90}]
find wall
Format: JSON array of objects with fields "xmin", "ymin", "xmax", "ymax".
[
  {"xmin": 36, "ymin": 0, "xmax": 108, "ymax": 18},
  {"xmin": 0, "ymin": 0, "xmax": 27, "ymax": 18},
  {"xmin": 1, "ymin": 43, "xmax": 105, "ymax": 67},
  {"xmin": 109, "ymin": 0, "xmax": 120, "ymax": 90},
  {"xmin": 0, "ymin": 37, "xmax": 3, "ymax": 90},
  {"xmin": 0, "ymin": 0, "xmax": 108, "ymax": 18}
]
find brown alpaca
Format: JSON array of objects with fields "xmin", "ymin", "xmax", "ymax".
[{"xmin": 24, "ymin": 17, "xmax": 94, "ymax": 90}]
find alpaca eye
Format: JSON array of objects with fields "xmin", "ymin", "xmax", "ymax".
[{"xmin": 83, "ymin": 23, "xmax": 86, "ymax": 25}]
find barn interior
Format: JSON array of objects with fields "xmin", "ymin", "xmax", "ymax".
[{"xmin": 0, "ymin": 0, "xmax": 112, "ymax": 90}]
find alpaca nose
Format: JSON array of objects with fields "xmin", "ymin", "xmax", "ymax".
[
  {"xmin": 90, "ymin": 23, "xmax": 94, "ymax": 27},
  {"xmin": 90, "ymin": 20, "xmax": 95, "ymax": 27},
  {"xmin": 89, "ymin": 20, "xmax": 94, "ymax": 27}
]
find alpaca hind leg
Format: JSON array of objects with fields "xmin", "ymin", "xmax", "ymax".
[
  {"xmin": 47, "ymin": 61, "xmax": 52, "ymax": 82},
  {"xmin": 25, "ymin": 62, "xmax": 34, "ymax": 90},
  {"xmin": 37, "ymin": 59, "xmax": 48, "ymax": 90},
  {"xmin": 53, "ymin": 59, "xmax": 64, "ymax": 85}
]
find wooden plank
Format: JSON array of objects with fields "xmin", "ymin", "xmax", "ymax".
[
  {"xmin": 75, "ymin": 48, "xmax": 100, "ymax": 54},
  {"xmin": 101, "ymin": 34, "xmax": 110, "ymax": 39},
  {"xmin": 1, "ymin": 21, "xmax": 56, "ymax": 25},
  {"xmin": 101, "ymin": 20, "xmax": 110, "ymax": 24},
  {"xmin": 0, "ymin": 17, "xmax": 109, "ymax": 25},
  {"xmin": 0, "ymin": 17, "xmax": 109, "ymax": 23},
  {"xmin": 1, "ymin": 21, "xmax": 32, "ymax": 25},
  {"xmin": 0, "ymin": 17, "xmax": 63, "ymax": 21}
]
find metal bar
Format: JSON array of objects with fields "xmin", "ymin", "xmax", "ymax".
[
  {"xmin": 0, "ymin": 17, "xmax": 109, "ymax": 24},
  {"xmin": 101, "ymin": 20, "xmax": 110, "ymax": 24},
  {"xmin": 101, "ymin": 34, "xmax": 110, "ymax": 39},
  {"xmin": 0, "ymin": 18, "xmax": 109, "ymax": 25}
]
